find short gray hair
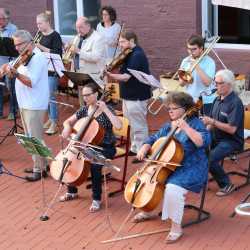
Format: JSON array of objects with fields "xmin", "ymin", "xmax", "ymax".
[
  {"xmin": 215, "ymin": 69, "xmax": 235, "ymax": 85},
  {"xmin": 13, "ymin": 30, "xmax": 33, "ymax": 43}
]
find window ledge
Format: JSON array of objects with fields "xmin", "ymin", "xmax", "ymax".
[{"xmin": 206, "ymin": 43, "xmax": 250, "ymax": 50}]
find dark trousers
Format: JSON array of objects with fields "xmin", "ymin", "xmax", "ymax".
[
  {"xmin": 210, "ymin": 140, "xmax": 240, "ymax": 188},
  {"xmin": 67, "ymin": 144, "xmax": 116, "ymax": 201}
]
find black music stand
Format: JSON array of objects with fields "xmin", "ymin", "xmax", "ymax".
[
  {"xmin": 62, "ymin": 71, "xmax": 92, "ymax": 86},
  {"xmin": 0, "ymin": 37, "xmax": 21, "ymax": 145}
]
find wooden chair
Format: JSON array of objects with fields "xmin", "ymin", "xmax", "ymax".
[
  {"xmin": 220, "ymin": 110, "xmax": 250, "ymax": 191},
  {"xmin": 108, "ymin": 116, "xmax": 131, "ymax": 197}
]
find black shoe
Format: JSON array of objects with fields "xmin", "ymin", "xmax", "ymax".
[
  {"xmin": 128, "ymin": 151, "xmax": 137, "ymax": 156},
  {"xmin": 131, "ymin": 158, "xmax": 143, "ymax": 164},
  {"xmin": 25, "ymin": 171, "xmax": 48, "ymax": 182}
]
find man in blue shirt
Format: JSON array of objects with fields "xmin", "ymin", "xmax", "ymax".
[
  {"xmin": 106, "ymin": 30, "xmax": 151, "ymax": 162},
  {"xmin": 179, "ymin": 34, "xmax": 216, "ymax": 115},
  {"xmin": 202, "ymin": 69, "xmax": 244, "ymax": 196},
  {"xmin": 0, "ymin": 8, "xmax": 17, "ymax": 119}
]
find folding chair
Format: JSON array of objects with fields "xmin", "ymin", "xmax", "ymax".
[
  {"xmin": 220, "ymin": 110, "xmax": 250, "ymax": 191},
  {"xmin": 182, "ymin": 148, "xmax": 211, "ymax": 227},
  {"xmin": 108, "ymin": 116, "xmax": 130, "ymax": 197}
]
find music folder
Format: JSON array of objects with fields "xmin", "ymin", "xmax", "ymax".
[
  {"xmin": 43, "ymin": 52, "xmax": 65, "ymax": 77},
  {"xmin": 0, "ymin": 37, "xmax": 19, "ymax": 57}
]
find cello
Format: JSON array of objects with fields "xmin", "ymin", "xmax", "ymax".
[
  {"xmin": 50, "ymin": 89, "xmax": 111, "ymax": 186},
  {"xmin": 124, "ymin": 102, "xmax": 201, "ymax": 212}
]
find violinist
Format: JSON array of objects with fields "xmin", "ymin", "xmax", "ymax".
[
  {"xmin": 0, "ymin": 29, "xmax": 49, "ymax": 182},
  {"xmin": 59, "ymin": 82, "xmax": 122, "ymax": 212},
  {"xmin": 106, "ymin": 30, "xmax": 151, "ymax": 163},
  {"xmin": 36, "ymin": 11, "xmax": 63, "ymax": 135},
  {"xmin": 132, "ymin": 92, "xmax": 211, "ymax": 243}
]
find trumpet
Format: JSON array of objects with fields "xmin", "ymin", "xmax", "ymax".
[
  {"xmin": 62, "ymin": 34, "xmax": 80, "ymax": 64},
  {"xmin": 178, "ymin": 36, "xmax": 220, "ymax": 83},
  {"xmin": 33, "ymin": 30, "xmax": 43, "ymax": 44}
]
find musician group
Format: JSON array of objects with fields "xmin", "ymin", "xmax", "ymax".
[{"xmin": 0, "ymin": 5, "xmax": 245, "ymax": 244}]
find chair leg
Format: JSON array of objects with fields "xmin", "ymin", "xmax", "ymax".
[{"xmin": 182, "ymin": 185, "xmax": 210, "ymax": 228}]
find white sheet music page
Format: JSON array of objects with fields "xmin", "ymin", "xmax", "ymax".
[
  {"xmin": 43, "ymin": 52, "xmax": 65, "ymax": 77},
  {"xmin": 127, "ymin": 68, "xmax": 162, "ymax": 89}
]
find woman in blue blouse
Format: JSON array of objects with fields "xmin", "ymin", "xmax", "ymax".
[{"xmin": 133, "ymin": 92, "xmax": 211, "ymax": 243}]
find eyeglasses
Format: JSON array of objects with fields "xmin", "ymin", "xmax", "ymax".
[
  {"xmin": 187, "ymin": 47, "xmax": 199, "ymax": 52},
  {"xmin": 166, "ymin": 106, "xmax": 184, "ymax": 112},
  {"xmin": 215, "ymin": 81, "xmax": 225, "ymax": 85},
  {"xmin": 82, "ymin": 92, "xmax": 94, "ymax": 97},
  {"xmin": 14, "ymin": 41, "xmax": 27, "ymax": 47}
]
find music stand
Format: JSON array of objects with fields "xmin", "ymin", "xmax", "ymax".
[
  {"xmin": 15, "ymin": 133, "xmax": 55, "ymax": 221},
  {"xmin": 0, "ymin": 37, "xmax": 21, "ymax": 145}
]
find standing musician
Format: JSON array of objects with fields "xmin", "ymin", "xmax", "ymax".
[
  {"xmin": 36, "ymin": 11, "xmax": 63, "ymax": 135},
  {"xmin": 0, "ymin": 8, "xmax": 17, "ymax": 120},
  {"xmin": 0, "ymin": 30, "xmax": 49, "ymax": 182},
  {"xmin": 131, "ymin": 92, "xmax": 211, "ymax": 243},
  {"xmin": 96, "ymin": 5, "xmax": 121, "ymax": 63},
  {"xmin": 71, "ymin": 17, "xmax": 106, "ymax": 89},
  {"xmin": 202, "ymin": 69, "xmax": 244, "ymax": 196},
  {"xmin": 179, "ymin": 34, "xmax": 216, "ymax": 114},
  {"xmin": 59, "ymin": 82, "xmax": 122, "ymax": 212},
  {"xmin": 106, "ymin": 30, "xmax": 152, "ymax": 163}
]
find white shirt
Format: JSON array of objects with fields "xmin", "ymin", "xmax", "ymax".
[
  {"xmin": 96, "ymin": 22, "xmax": 121, "ymax": 62},
  {"xmin": 180, "ymin": 55, "xmax": 216, "ymax": 102},
  {"xmin": 15, "ymin": 47, "xmax": 49, "ymax": 110}
]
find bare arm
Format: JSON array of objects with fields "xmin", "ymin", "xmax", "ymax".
[{"xmin": 106, "ymin": 72, "xmax": 131, "ymax": 82}]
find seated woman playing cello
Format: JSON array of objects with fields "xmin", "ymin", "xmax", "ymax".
[
  {"xmin": 59, "ymin": 82, "xmax": 122, "ymax": 212},
  {"xmin": 132, "ymin": 92, "xmax": 211, "ymax": 243}
]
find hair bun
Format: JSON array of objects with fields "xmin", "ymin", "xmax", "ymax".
[{"xmin": 45, "ymin": 10, "xmax": 51, "ymax": 16}]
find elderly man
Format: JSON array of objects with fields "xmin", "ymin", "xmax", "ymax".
[
  {"xmin": 72, "ymin": 17, "xmax": 106, "ymax": 88},
  {"xmin": 0, "ymin": 30, "xmax": 49, "ymax": 181},
  {"xmin": 0, "ymin": 8, "xmax": 17, "ymax": 119},
  {"xmin": 202, "ymin": 69, "xmax": 244, "ymax": 196}
]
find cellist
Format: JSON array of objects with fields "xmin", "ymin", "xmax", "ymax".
[
  {"xmin": 59, "ymin": 82, "xmax": 122, "ymax": 212},
  {"xmin": 132, "ymin": 92, "xmax": 211, "ymax": 243}
]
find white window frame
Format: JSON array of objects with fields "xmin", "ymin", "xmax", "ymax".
[
  {"xmin": 202, "ymin": 0, "xmax": 250, "ymax": 50},
  {"xmin": 53, "ymin": 0, "xmax": 84, "ymax": 42}
]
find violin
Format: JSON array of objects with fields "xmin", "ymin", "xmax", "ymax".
[
  {"xmin": 50, "ymin": 89, "xmax": 112, "ymax": 186},
  {"xmin": 101, "ymin": 48, "xmax": 132, "ymax": 79},
  {"xmin": 124, "ymin": 102, "xmax": 202, "ymax": 212}
]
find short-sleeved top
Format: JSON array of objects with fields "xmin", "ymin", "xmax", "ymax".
[
  {"xmin": 75, "ymin": 105, "xmax": 116, "ymax": 145},
  {"xmin": 96, "ymin": 22, "xmax": 121, "ymax": 60},
  {"xmin": 210, "ymin": 91, "xmax": 244, "ymax": 149},
  {"xmin": 119, "ymin": 46, "xmax": 152, "ymax": 101},
  {"xmin": 39, "ymin": 30, "xmax": 63, "ymax": 56},
  {"xmin": 144, "ymin": 117, "xmax": 211, "ymax": 193},
  {"xmin": 180, "ymin": 55, "xmax": 216, "ymax": 102}
]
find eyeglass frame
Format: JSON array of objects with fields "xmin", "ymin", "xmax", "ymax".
[{"xmin": 166, "ymin": 106, "xmax": 184, "ymax": 112}]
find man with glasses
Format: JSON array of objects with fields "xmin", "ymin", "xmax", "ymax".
[
  {"xmin": 202, "ymin": 69, "xmax": 244, "ymax": 196},
  {"xmin": 179, "ymin": 34, "xmax": 216, "ymax": 114},
  {"xmin": 0, "ymin": 8, "xmax": 17, "ymax": 120},
  {"xmin": 0, "ymin": 29, "xmax": 49, "ymax": 182}
]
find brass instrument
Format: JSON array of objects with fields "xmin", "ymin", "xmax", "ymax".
[
  {"xmin": 62, "ymin": 34, "xmax": 80, "ymax": 64},
  {"xmin": 178, "ymin": 36, "xmax": 220, "ymax": 83},
  {"xmin": 33, "ymin": 30, "xmax": 43, "ymax": 44},
  {"xmin": 148, "ymin": 36, "xmax": 221, "ymax": 115}
]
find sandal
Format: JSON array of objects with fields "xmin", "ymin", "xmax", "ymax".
[
  {"xmin": 165, "ymin": 231, "xmax": 183, "ymax": 244},
  {"xmin": 132, "ymin": 212, "xmax": 156, "ymax": 223},
  {"xmin": 59, "ymin": 193, "xmax": 78, "ymax": 202},
  {"xmin": 89, "ymin": 200, "xmax": 101, "ymax": 212}
]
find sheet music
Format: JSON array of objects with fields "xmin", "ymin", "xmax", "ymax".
[
  {"xmin": 43, "ymin": 52, "xmax": 65, "ymax": 77},
  {"xmin": 128, "ymin": 68, "xmax": 162, "ymax": 89}
]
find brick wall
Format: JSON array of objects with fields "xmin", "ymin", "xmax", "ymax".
[
  {"xmin": 1, "ymin": 0, "xmax": 50, "ymax": 36},
  {"xmin": 101, "ymin": 0, "xmax": 250, "ymax": 77}
]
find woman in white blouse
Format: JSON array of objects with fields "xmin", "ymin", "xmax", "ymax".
[{"xmin": 97, "ymin": 6, "xmax": 121, "ymax": 63}]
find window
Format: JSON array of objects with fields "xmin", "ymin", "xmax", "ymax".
[
  {"xmin": 53, "ymin": 0, "xmax": 100, "ymax": 39},
  {"xmin": 202, "ymin": 0, "xmax": 250, "ymax": 49}
]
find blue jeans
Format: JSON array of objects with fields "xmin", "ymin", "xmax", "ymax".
[
  {"xmin": 68, "ymin": 144, "xmax": 116, "ymax": 201},
  {"xmin": 210, "ymin": 140, "xmax": 240, "ymax": 188},
  {"xmin": 48, "ymin": 76, "xmax": 58, "ymax": 123}
]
